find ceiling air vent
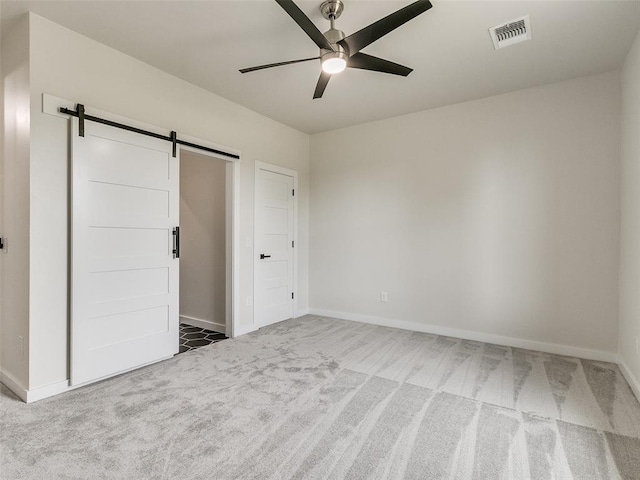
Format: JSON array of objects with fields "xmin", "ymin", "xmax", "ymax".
[{"xmin": 489, "ymin": 15, "xmax": 531, "ymax": 50}]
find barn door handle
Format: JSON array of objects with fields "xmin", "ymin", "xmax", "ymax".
[
  {"xmin": 172, "ymin": 227, "xmax": 180, "ymax": 259},
  {"xmin": 260, "ymin": 254, "xmax": 271, "ymax": 259}
]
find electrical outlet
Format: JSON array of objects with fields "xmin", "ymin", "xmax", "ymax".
[
  {"xmin": 18, "ymin": 336, "xmax": 24, "ymax": 356},
  {"xmin": 245, "ymin": 237, "xmax": 252, "ymax": 248},
  {"xmin": 635, "ymin": 336, "xmax": 639, "ymax": 355},
  {"xmin": 246, "ymin": 296, "xmax": 253, "ymax": 307},
  {"xmin": 380, "ymin": 291, "xmax": 388, "ymax": 302}
]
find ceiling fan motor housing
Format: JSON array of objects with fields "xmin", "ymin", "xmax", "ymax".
[
  {"xmin": 321, "ymin": 27, "xmax": 349, "ymax": 65},
  {"xmin": 320, "ymin": 0, "xmax": 348, "ymax": 66}
]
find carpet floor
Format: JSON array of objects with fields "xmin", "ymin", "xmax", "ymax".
[{"xmin": 1, "ymin": 315, "xmax": 639, "ymax": 479}]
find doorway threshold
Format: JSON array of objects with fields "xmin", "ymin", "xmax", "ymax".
[{"xmin": 179, "ymin": 323, "xmax": 227, "ymax": 354}]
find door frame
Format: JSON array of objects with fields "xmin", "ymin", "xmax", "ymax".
[
  {"xmin": 253, "ymin": 161, "xmax": 298, "ymax": 327},
  {"xmin": 43, "ymin": 94, "xmax": 242, "ymax": 342},
  {"xmin": 180, "ymin": 143, "xmax": 240, "ymax": 339}
]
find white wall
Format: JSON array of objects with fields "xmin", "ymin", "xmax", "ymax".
[
  {"xmin": 619, "ymin": 30, "xmax": 640, "ymax": 393},
  {"xmin": 3, "ymin": 11, "xmax": 630, "ymax": 395},
  {"xmin": 310, "ymin": 72, "xmax": 621, "ymax": 356},
  {"xmin": 1, "ymin": 15, "xmax": 31, "ymax": 390},
  {"xmin": 180, "ymin": 151, "xmax": 227, "ymax": 331},
  {"xmin": 22, "ymin": 13, "xmax": 309, "ymax": 390}
]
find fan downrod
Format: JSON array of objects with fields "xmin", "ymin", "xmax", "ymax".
[{"xmin": 320, "ymin": 0, "xmax": 344, "ymax": 20}]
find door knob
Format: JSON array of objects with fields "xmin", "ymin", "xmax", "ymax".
[{"xmin": 260, "ymin": 254, "xmax": 271, "ymax": 259}]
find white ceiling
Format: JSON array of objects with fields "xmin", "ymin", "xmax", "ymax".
[{"xmin": 2, "ymin": 0, "xmax": 639, "ymax": 133}]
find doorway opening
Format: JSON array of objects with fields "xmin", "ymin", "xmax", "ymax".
[{"xmin": 179, "ymin": 148, "xmax": 234, "ymax": 350}]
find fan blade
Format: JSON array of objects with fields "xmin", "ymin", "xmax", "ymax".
[
  {"xmin": 313, "ymin": 72, "xmax": 331, "ymax": 99},
  {"xmin": 339, "ymin": 0, "xmax": 432, "ymax": 56},
  {"xmin": 275, "ymin": 0, "xmax": 334, "ymax": 51},
  {"xmin": 240, "ymin": 56, "xmax": 320, "ymax": 73},
  {"xmin": 347, "ymin": 52, "xmax": 413, "ymax": 76}
]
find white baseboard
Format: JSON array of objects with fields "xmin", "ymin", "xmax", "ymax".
[
  {"xmin": 309, "ymin": 308, "xmax": 618, "ymax": 363},
  {"xmin": 25, "ymin": 380, "xmax": 71, "ymax": 403},
  {"xmin": 0, "ymin": 370, "xmax": 29, "ymax": 402},
  {"xmin": 233, "ymin": 325, "xmax": 259, "ymax": 337},
  {"xmin": 0, "ymin": 370, "xmax": 71, "ymax": 403},
  {"xmin": 180, "ymin": 315, "xmax": 225, "ymax": 334},
  {"xmin": 618, "ymin": 357, "xmax": 640, "ymax": 403},
  {"xmin": 296, "ymin": 308, "xmax": 310, "ymax": 317},
  {"xmin": 181, "ymin": 314, "xmax": 258, "ymax": 338}
]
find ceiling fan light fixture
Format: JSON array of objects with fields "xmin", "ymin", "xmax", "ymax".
[
  {"xmin": 322, "ymin": 55, "xmax": 347, "ymax": 74},
  {"xmin": 240, "ymin": 0, "xmax": 434, "ymax": 98}
]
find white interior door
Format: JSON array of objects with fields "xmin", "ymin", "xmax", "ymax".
[
  {"xmin": 71, "ymin": 118, "xmax": 179, "ymax": 386},
  {"xmin": 255, "ymin": 164, "xmax": 295, "ymax": 327}
]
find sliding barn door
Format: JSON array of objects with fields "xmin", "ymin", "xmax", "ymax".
[{"xmin": 70, "ymin": 118, "xmax": 179, "ymax": 386}]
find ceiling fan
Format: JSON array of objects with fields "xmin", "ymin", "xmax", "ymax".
[{"xmin": 239, "ymin": 0, "xmax": 433, "ymax": 99}]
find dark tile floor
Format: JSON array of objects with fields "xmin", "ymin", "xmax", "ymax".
[{"xmin": 179, "ymin": 323, "xmax": 227, "ymax": 354}]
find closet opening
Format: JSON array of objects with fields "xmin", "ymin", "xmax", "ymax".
[{"xmin": 178, "ymin": 149, "xmax": 231, "ymax": 353}]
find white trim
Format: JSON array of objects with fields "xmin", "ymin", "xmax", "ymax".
[
  {"xmin": 0, "ymin": 370, "xmax": 29, "ymax": 402},
  {"xmin": 177, "ymin": 147, "xmax": 240, "ymax": 339},
  {"xmin": 254, "ymin": 161, "xmax": 299, "ymax": 179},
  {"xmin": 296, "ymin": 308, "xmax": 310, "ymax": 318},
  {"xmin": 234, "ymin": 325, "xmax": 259, "ymax": 337},
  {"xmin": 253, "ymin": 161, "xmax": 298, "ymax": 330},
  {"xmin": 180, "ymin": 315, "xmax": 226, "ymax": 334},
  {"xmin": 230, "ymin": 158, "xmax": 241, "ymax": 338},
  {"xmin": 2, "ymin": 371, "xmax": 74, "ymax": 404},
  {"xmin": 619, "ymin": 357, "xmax": 640, "ymax": 403},
  {"xmin": 24, "ymin": 380, "xmax": 71, "ymax": 403},
  {"xmin": 309, "ymin": 308, "xmax": 618, "ymax": 363}
]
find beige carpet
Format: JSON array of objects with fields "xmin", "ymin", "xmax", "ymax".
[{"xmin": 1, "ymin": 315, "xmax": 640, "ymax": 479}]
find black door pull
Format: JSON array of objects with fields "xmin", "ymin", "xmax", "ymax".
[
  {"xmin": 173, "ymin": 227, "xmax": 180, "ymax": 259},
  {"xmin": 260, "ymin": 254, "xmax": 271, "ymax": 259}
]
